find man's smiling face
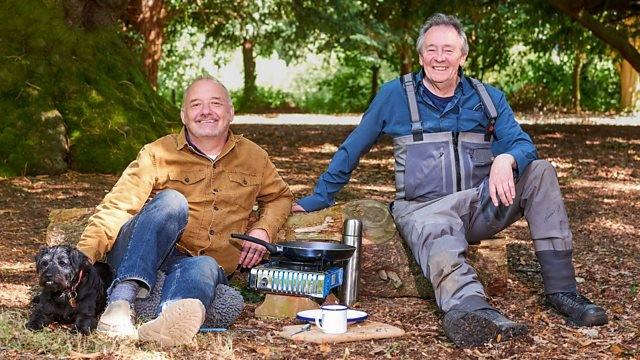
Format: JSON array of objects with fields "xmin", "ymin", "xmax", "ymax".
[
  {"xmin": 181, "ymin": 79, "xmax": 234, "ymax": 140},
  {"xmin": 419, "ymin": 24, "xmax": 467, "ymax": 88}
]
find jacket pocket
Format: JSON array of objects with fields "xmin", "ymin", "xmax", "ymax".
[
  {"xmin": 404, "ymin": 141, "xmax": 452, "ymax": 201},
  {"xmin": 467, "ymin": 143, "xmax": 493, "ymax": 188},
  {"xmin": 223, "ymin": 171, "xmax": 260, "ymax": 210},
  {"xmin": 164, "ymin": 170, "xmax": 209, "ymax": 241},
  {"xmin": 166, "ymin": 170, "xmax": 209, "ymax": 201}
]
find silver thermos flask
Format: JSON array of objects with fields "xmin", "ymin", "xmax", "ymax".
[{"xmin": 340, "ymin": 219, "xmax": 362, "ymax": 306}]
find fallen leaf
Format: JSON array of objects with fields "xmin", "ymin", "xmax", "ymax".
[
  {"xmin": 68, "ymin": 351, "xmax": 101, "ymax": 359},
  {"xmin": 255, "ymin": 346, "xmax": 271, "ymax": 356},
  {"xmin": 610, "ymin": 344, "xmax": 625, "ymax": 356},
  {"xmin": 318, "ymin": 343, "xmax": 331, "ymax": 354},
  {"xmin": 578, "ymin": 328, "xmax": 599, "ymax": 338}
]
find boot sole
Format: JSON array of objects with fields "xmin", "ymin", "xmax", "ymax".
[
  {"xmin": 138, "ymin": 299, "xmax": 205, "ymax": 347},
  {"xmin": 443, "ymin": 310, "xmax": 528, "ymax": 348},
  {"xmin": 564, "ymin": 312, "xmax": 608, "ymax": 327},
  {"xmin": 96, "ymin": 301, "xmax": 138, "ymax": 339}
]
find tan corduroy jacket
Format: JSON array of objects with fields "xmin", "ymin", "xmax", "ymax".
[{"xmin": 77, "ymin": 128, "xmax": 293, "ymax": 274}]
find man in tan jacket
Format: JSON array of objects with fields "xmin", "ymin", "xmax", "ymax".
[{"xmin": 77, "ymin": 76, "xmax": 292, "ymax": 346}]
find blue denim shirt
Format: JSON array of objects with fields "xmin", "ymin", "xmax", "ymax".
[{"xmin": 298, "ymin": 70, "xmax": 537, "ymax": 212}]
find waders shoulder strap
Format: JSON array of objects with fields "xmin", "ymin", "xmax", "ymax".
[
  {"xmin": 470, "ymin": 78, "xmax": 498, "ymax": 141},
  {"xmin": 401, "ymin": 73, "xmax": 423, "ymax": 142}
]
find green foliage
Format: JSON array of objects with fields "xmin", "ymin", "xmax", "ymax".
[
  {"xmin": 298, "ymin": 66, "xmax": 375, "ymax": 114},
  {"xmin": 472, "ymin": 0, "xmax": 622, "ymax": 113},
  {"xmin": 497, "ymin": 50, "xmax": 620, "ymax": 112},
  {"xmin": 580, "ymin": 59, "xmax": 621, "ymax": 112},
  {"xmin": 154, "ymin": 0, "xmax": 628, "ymax": 115},
  {"xmin": 158, "ymin": 25, "xmax": 231, "ymax": 107},
  {"xmin": 0, "ymin": 0, "xmax": 177, "ymax": 176},
  {"xmin": 296, "ymin": 56, "xmax": 396, "ymax": 114},
  {"xmin": 231, "ymin": 86, "xmax": 298, "ymax": 114}
]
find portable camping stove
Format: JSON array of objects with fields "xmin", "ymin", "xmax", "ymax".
[{"xmin": 248, "ymin": 257, "xmax": 344, "ymax": 299}]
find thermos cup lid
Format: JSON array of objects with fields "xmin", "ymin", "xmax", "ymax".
[{"xmin": 342, "ymin": 219, "xmax": 363, "ymax": 237}]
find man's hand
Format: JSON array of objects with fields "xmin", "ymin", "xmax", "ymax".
[
  {"xmin": 291, "ymin": 203, "xmax": 306, "ymax": 213},
  {"xmin": 238, "ymin": 228, "xmax": 270, "ymax": 268},
  {"xmin": 488, "ymin": 154, "xmax": 517, "ymax": 207}
]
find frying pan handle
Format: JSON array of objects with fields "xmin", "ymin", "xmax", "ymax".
[{"xmin": 230, "ymin": 233, "xmax": 280, "ymax": 254}]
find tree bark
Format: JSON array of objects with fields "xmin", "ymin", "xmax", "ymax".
[
  {"xmin": 126, "ymin": 0, "xmax": 168, "ymax": 89},
  {"xmin": 572, "ymin": 51, "xmax": 586, "ymax": 113},
  {"xmin": 399, "ymin": 44, "xmax": 414, "ymax": 75},
  {"xmin": 242, "ymin": 37, "xmax": 257, "ymax": 105},
  {"xmin": 547, "ymin": 0, "xmax": 640, "ymax": 73},
  {"xmin": 370, "ymin": 64, "xmax": 380, "ymax": 102},
  {"xmin": 619, "ymin": 17, "xmax": 640, "ymax": 111},
  {"xmin": 619, "ymin": 59, "xmax": 640, "ymax": 110}
]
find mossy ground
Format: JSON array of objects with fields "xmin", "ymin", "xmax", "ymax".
[{"xmin": 0, "ymin": 0, "xmax": 178, "ymax": 176}]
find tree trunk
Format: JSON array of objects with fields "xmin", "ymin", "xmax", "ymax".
[
  {"xmin": 242, "ymin": 37, "xmax": 257, "ymax": 106},
  {"xmin": 572, "ymin": 51, "xmax": 586, "ymax": 113},
  {"xmin": 399, "ymin": 44, "xmax": 414, "ymax": 75},
  {"xmin": 619, "ymin": 17, "xmax": 640, "ymax": 111},
  {"xmin": 370, "ymin": 64, "xmax": 380, "ymax": 102},
  {"xmin": 126, "ymin": 0, "xmax": 167, "ymax": 89},
  {"xmin": 63, "ymin": 0, "xmax": 127, "ymax": 30},
  {"xmin": 547, "ymin": 0, "xmax": 640, "ymax": 73},
  {"xmin": 619, "ymin": 60, "xmax": 640, "ymax": 111}
]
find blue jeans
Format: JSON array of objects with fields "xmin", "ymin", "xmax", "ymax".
[{"xmin": 107, "ymin": 189, "xmax": 227, "ymax": 316}]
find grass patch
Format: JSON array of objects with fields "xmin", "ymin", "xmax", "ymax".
[{"xmin": 0, "ymin": 309, "xmax": 235, "ymax": 359}]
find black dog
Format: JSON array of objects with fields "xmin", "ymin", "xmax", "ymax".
[{"xmin": 26, "ymin": 245, "xmax": 112, "ymax": 335}]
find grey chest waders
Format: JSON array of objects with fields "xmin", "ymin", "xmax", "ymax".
[
  {"xmin": 392, "ymin": 73, "xmax": 498, "ymax": 203},
  {"xmin": 391, "ymin": 73, "xmax": 577, "ymax": 313}
]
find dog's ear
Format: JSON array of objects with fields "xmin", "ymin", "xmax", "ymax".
[
  {"xmin": 34, "ymin": 247, "xmax": 48, "ymax": 272},
  {"xmin": 34, "ymin": 247, "xmax": 47, "ymax": 263},
  {"xmin": 70, "ymin": 247, "xmax": 92, "ymax": 271}
]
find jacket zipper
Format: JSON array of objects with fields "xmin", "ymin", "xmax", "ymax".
[{"xmin": 452, "ymin": 131, "xmax": 461, "ymax": 192}]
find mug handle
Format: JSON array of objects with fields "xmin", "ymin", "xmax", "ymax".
[{"xmin": 315, "ymin": 316, "xmax": 324, "ymax": 331}]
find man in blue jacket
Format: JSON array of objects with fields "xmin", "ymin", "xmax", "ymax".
[{"xmin": 292, "ymin": 13, "xmax": 607, "ymax": 348}]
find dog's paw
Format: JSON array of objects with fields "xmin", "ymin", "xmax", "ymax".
[
  {"xmin": 26, "ymin": 319, "xmax": 44, "ymax": 331},
  {"xmin": 74, "ymin": 317, "xmax": 96, "ymax": 336},
  {"xmin": 74, "ymin": 326, "xmax": 92, "ymax": 336}
]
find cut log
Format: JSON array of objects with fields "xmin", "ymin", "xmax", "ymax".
[
  {"xmin": 282, "ymin": 200, "xmax": 431, "ymax": 298},
  {"xmin": 45, "ymin": 208, "xmax": 94, "ymax": 246}
]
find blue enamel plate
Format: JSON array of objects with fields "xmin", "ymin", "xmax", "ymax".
[{"xmin": 296, "ymin": 309, "xmax": 369, "ymax": 324}]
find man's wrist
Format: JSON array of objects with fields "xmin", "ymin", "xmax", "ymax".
[
  {"xmin": 247, "ymin": 228, "xmax": 270, "ymax": 242},
  {"xmin": 497, "ymin": 153, "xmax": 516, "ymax": 169}
]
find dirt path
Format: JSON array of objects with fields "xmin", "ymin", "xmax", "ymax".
[{"xmin": 0, "ymin": 124, "xmax": 638, "ymax": 359}]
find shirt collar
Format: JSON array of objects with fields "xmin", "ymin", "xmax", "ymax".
[{"xmin": 177, "ymin": 127, "xmax": 240, "ymax": 155}]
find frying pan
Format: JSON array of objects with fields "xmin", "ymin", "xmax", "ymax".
[{"xmin": 231, "ymin": 233, "xmax": 356, "ymax": 262}]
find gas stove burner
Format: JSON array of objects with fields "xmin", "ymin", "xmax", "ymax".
[
  {"xmin": 268, "ymin": 257, "xmax": 344, "ymax": 272},
  {"xmin": 248, "ymin": 260, "xmax": 345, "ymax": 299}
]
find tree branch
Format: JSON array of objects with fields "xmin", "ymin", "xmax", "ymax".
[{"xmin": 548, "ymin": 0, "xmax": 640, "ymax": 73}]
